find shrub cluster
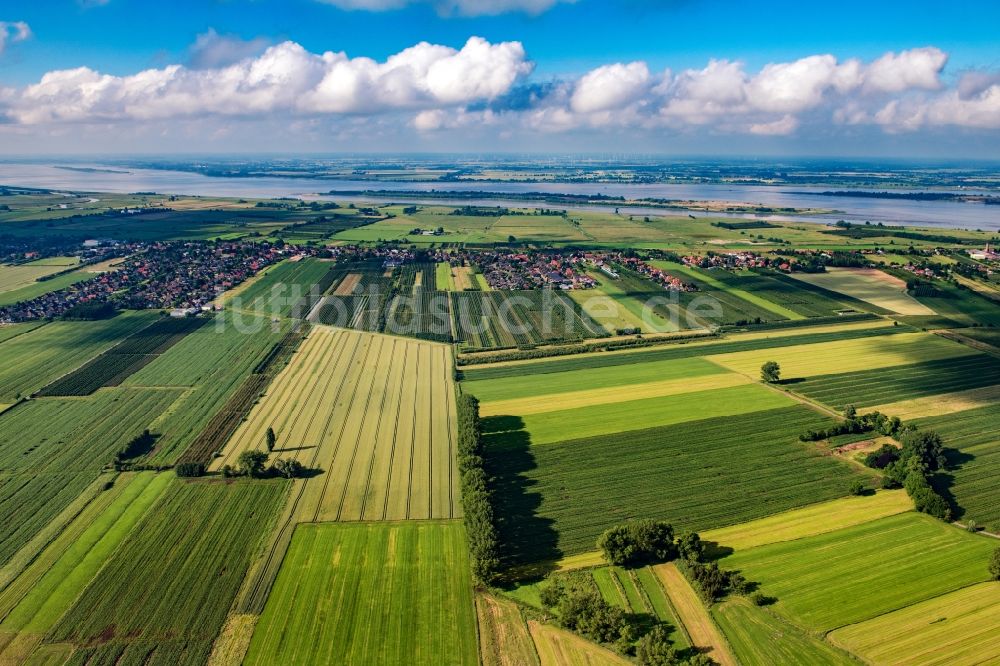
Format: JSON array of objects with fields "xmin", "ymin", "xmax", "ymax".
[
  {"xmin": 175, "ymin": 462, "xmax": 205, "ymax": 477},
  {"xmin": 540, "ymin": 573, "xmax": 634, "ymax": 650},
  {"xmin": 456, "ymin": 393, "xmax": 500, "ymax": 585},
  {"xmin": 597, "ymin": 520, "xmax": 703, "ymax": 567},
  {"xmin": 865, "ymin": 429, "xmax": 951, "ymax": 520},
  {"xmin": 682, "ymin": 561, "xmax": 750, "ymax": 602},
  {"xmin": 799, "ymin": 409, "xmax": 901, "ymax": 442}
]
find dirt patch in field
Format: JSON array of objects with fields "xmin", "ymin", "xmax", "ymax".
[
  {"xmin": 840, "ymin": 267, "xmax": 908, "ymax": 289},
  {"xmin": 333, "ymin": 273, "xmax": 361, "ymax": 296}
]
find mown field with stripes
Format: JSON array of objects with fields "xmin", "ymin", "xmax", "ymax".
[{"xmin": 213, "ymin": 325, "xmax": 459, "ymax": 522}]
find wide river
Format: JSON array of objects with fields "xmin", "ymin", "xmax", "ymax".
[{"xmin": 0, "ymin": 163, "xmax": 997, "ymax": 231}]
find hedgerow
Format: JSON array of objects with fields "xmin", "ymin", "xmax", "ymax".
[{"xmin": 456, "ymin": 392, "xmax": 500, "ymax": 584}]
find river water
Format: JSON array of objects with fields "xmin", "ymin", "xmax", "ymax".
[{"xmin": 0, "ymin": 163, "xmax": 997, "ymax": 231}]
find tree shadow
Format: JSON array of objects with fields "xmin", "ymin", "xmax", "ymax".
[
  {"xmin": 930, "ymin": 447, "xmax": 976, "ymax": 521},
  {"xmin": 482, "ymin": 415, "xmax": 561, "ymax": 580},
  {"xmin": 276, "ymin": 445, "xmax": 316, "ymax": 454},
  {"xmin": 701, "ymin": 540, "xmax": 734, "ymax": 562}
]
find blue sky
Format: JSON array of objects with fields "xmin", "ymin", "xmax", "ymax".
[{"xmin": 0, "ymin": 0, "xmax": 998, "ymax": 155}]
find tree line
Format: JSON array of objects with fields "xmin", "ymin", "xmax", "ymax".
[{"xmin": 456, "ymin": 393, "xmax": 500, "ymax": 585}]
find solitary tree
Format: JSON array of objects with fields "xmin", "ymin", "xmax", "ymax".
[
  {"xmin": 266, "ymin": 427, "xmax": 276, "ymax": 453},
  {"xmin": 272, "ymin": 458, "xmax": 304, "ymax": 479},
  {"xmin": 236, "ymin": 450, "xmax": 269, "ymax": 478},
  {"xmin": 760, "ymin": 361, "xmax": 781, "ymax": 383},
  {"xmin": 844, "ymin": 404, "xmax": 857, "ymax": 419}
]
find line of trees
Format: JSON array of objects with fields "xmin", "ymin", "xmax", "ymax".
[
  {"xmin": 456, "ymin": 393, "xmax": 500, "ymax": 585},
  {"xmin": 799, "ymin": 407, "xmax": 902, "ymax": 442}
]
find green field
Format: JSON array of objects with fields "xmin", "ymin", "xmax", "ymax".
[
  {"xmin": 793, "ymin": 353, "xmax": 1000, "ymax": 409},
  {"xmin": 0, "ymin": 388, "xmax": 180, "ymax": 566},
  {"xmin": 713, "ymin": 599, "xmax": 854, "ymax": 666},
  {"xmin": 460, "ymin": 322, "xmax": 903, "ymax": 381},
  {"xmin": 244, "ymin": 521, "xmax": 478, "ymax": 666},
  {"xmin": 124, "ymin": 311, "xmax": 291, "ymax": 464},
  {"xmin": 46, "ymin": 479, "xmax": 287, "ymax": 664},
  {"xmin": 0, "ymin": 472, "xmax": 171, "ymax": 657},
  {"xmin": 463, "ymin": 355, "xmax": 726, "ymax": 403},
  {"xmin": 914, "ymin": 403, "xmax": 1000, "ymax": 528},
  {"xmin": 828, "ymin": 582, "xmax": 1000, "ymax": 666},
  {"xmin": 0, "ymin": 311, "xmax": 157, "ymax": 402},
  {"xmin": 650, "ymin": 261, "xmax": 804, "ymax": 320},
  {"xmin": 235, "ymin": 257, "xmax": 336, "ymax": 318},
  {"xmin": 514, "ymin": 383, "xmax": 795, "ymax": 445},
  {"xmin": 719, "ymin": 512, "xmax": 997, "ymax": 632},
  {"xmin": 485, "ymin": 405, "xmax": 861, "ymax": 562}
]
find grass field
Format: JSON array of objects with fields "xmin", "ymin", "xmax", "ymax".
[
  {"xmin": 792, "ymin": 353, "xmax": 1000, "ymax": 409},
  {"xmin": 701, "ymin": 490, "xmax": 912, "ymax": 552},
  {"xmin": 235, "ymin": 257, "xmax": 335, "ymax": 319},
  {"xmin": 713, "ymin": 599, "xmax": 854, "ymax": 666},
  {"xmin": 0, "ymin": 311, "xmax": 157, "ymax": 402},
  {"xmin": 651, "ymin": 261, "xmax": 804, "ymax": 321},
  {"xmin": 653, "ymin": 563, "xmax": 736, "ymax": 666},
  {"xmin": 46, "ymin": 479, "xmax": 287, "ymax": 665},
  {"xmin": 0, "ymin": 260, "xmax": 77, "ymax": 293},
  {"xmin": 719, "ymin": 512, "xmax": 997, "ymax": 632},
  {"xmin": 464, "ymin": 355, "xmax": 727, "ymax": 403},
  {"xmin": 828, "ymin": 582, "xmax": 1000, "ymax": 666},
  {"xmin": 705, "ymin": 331, "xmax": 975, "ymax": 378},
  {"xmin": 789, "ymin": 268, "xmax": 934, "ymax": 315},
  {"xmin": 213, "ymin": 326, "xmax": 459, "ymax": 521},
  {"xmin": 244, "ymin": 521, "xmax": 478, "ymax": 666},
  {"xmin": 460, "ymin": 320, "xmax": 902, "ymax": 381},
  {"xmin": 866, "ymin": 384, "xmax": 1000, "ymax": 419},
  {"xmin": 485, "ymin": 406, "xmax": 861, "ymax": 563},
  {"xmin": 125, "ymin": 312, "xmax": 292, "ymax": 464},
  {"xmin": 0, "ymin": 472, "xmax": 171, "ymax": 662},
  {"xmin": 0, "ymin": 388, "xmax": 180, "ymax": 567},
  {"xmin": 476, "ymin": 594, "xmax": 539, "ymax": 666},
  {"xmin": 913, "ymin": 403, "xmax": 1000, "ymax": 528},
  {"xmin": 513, "ymin": 383, "xmax": 795, "ymax": 445}
]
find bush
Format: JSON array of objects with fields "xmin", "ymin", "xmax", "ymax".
[
  {"xmin": 848, "ymin": 479, "xmax": 867, "ymax": 496},
  {"xmin": 175, "ymin": 462, "xmax": 205, "ymax": 478},
  {"xmin": 683, "ymin": 561, "xmax": 749, "ymax": 602},
  {"xmin": 598, "ymin": 520, "xmax": 678, "ymax": 566}
]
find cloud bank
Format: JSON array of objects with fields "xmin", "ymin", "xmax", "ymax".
[
  {"xmin": 1, "ymin": 37, "xmax": 998, "ymax": 146},
  {"xmin": 317, "ymin": 0, "xmax": 573, "ymax": 17}
]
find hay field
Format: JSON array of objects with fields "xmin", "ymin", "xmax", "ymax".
[
  {"xmin": 789, "ymin": 268, "xmax": 935, "ymax": 315},
  {"xmin": 705, "ymin": 331, "xmax": 974, "ymax": 378},
  {"xmin": 212, "ymin": 325, "xmax": 459, "ymax": 521},
  {"xmin": 828, "ymin": 582, "xmax": 1000, "ymax": 666}
]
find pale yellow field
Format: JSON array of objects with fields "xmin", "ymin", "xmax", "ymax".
[
  {"xmin": 828, "ymin": 582, "xmax": 1000, "ymax": 666},
  {"xmin": 452, "ymin": 266, "xmax": 476, "ymax": 291},
  {"xmin": 207, "ymin": 614, "xmax": 259, "ymax": 666},
  {"xmin": 0, "ymin": 262, "xmax": 74, "ymax": 293},
  {"xmin": 789, "ymin": 268, "xmax": 935, "ymax": 315},
  {"xmin": 527, "ymin": 621, "xmax": 629, "ymax": 666},
  {"xmin": 701, "ymin": 490, "xmax": 912, "ymax": 552},
  {"xmin": 479, "ymin": 372, "xmax": 750, "ymax": 417},
  {"xmin": 653, "ymin": 563, "xmax": 737, "ymax": 666},
  {"xmin": 705, "ymin": 332, "xmax": 975, "ymax": 378},
  {"xmin": 477, "ymin": 594, "xmax": 540, "ymax": 666},
  {"xmin": 565, "ymin": 288, "xmax": 644, "ymax": 333},
  {"xmin": 460, "ymin": 319, "xmax": 894, "ymax": 372},
  {"xmin": 212, "ymin": 326, "xmax": 458, "ymax": 521},
  {"xmin": 865, "ymin": 384, "xmax": 1000, "ymax": 420}
]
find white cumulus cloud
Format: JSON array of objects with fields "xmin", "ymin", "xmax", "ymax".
[
  {"xmin": 7, "ymin": 37, "xmax": 531, "ymax": 123},
  {"xmin": 570, "ymin": 62, "xmax": 650, "ymax": 114}
]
